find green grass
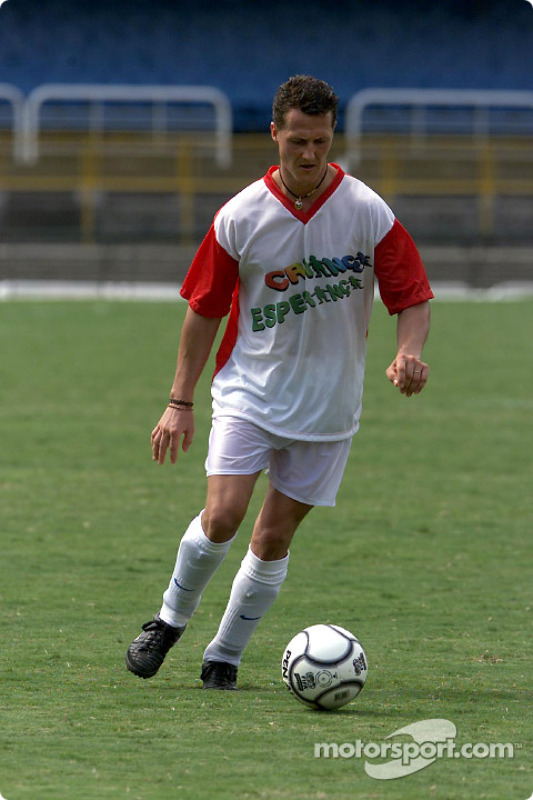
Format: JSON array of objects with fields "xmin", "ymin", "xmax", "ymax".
[{"xmin": 0, "ymin": 298, "xmax": 532, "ymax": 800}]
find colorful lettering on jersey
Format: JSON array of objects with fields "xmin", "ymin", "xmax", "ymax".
[
  {"xmin": 314, "ymin": 286, "xmax": 330, "ymax": 304},
  {"xmin": 286, "ymin": 261, "xmax": 310, "ymax": 284},
  {"xmin": 265, "ymin": 271, "xmax": 289, "ymax": 291},
  {"xmin": 264, "ymin": 252, "xmax": 372, "ymax": 293},
  {"xmin": 250, "ymin": 275, "xmax": 366, "ymax": 332},
  {"xmin": 251, "ymin": 252, "xmax": 372, "ymax": 332}
]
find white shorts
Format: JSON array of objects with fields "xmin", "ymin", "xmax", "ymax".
[{"xmin": 205, "ymin": 415, "xmax": 352, "ymax": 507}]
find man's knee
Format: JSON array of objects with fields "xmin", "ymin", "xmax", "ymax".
[
  {"xmin": 251, "ymin": 528, "xmax": 292, "ymax": 561},
  {"xmin": 203, "ymin": 473, "xmax": 260, "ymax": 542},
  {"xmin": 202, "ymin": 503, "xmax": 246, "ymax": 542},
  {"xmin": 250, "ymin": 488, "xmax": 313, "ymax": 560}
]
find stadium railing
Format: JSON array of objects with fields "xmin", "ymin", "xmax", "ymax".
[
  {"xmin": 344, "ymin": 88, "xmax": 533, "ymax": 159},
  {"xmin": 1, "ymin": 85, "xmax": 533, "ymax": 245},
  {"xmin": 342, "ymin": 88, "xmax": 533, "ymax": 237},
  {"xmin": 0, "ymin": 83, "xmax": 25, "ymax": 161},
  {"xmin": 0, "ymin": 83, "xmax": 238, "ymax": 243},
  {"xmin": 18, "ymin": 83, "xmax": 233, "ymax": 168}
]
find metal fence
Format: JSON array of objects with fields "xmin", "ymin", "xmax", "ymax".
[
  {"xmin": 1, "ymin": 86, "xmax": 533, "ymax": 244},
  {"xmin": 16, "ymin": 84, "xmax": 233, "ymax": 167}
]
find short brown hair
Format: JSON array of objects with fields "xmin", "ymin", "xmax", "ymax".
[{"xmin": 272, "ymin": 75, "xmax": 339, "ymax": 129}]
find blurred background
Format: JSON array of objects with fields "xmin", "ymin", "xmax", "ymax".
[{"xmin": 0, "ymin": 0, "xmax": 532, "ymax": 294}]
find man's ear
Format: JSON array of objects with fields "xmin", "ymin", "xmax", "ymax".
[{"xmin": 270, "ymin": 121, "xmax": 279, "ymax": 142}]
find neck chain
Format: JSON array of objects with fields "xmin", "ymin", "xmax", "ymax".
[{"xmin": 278, "ymin": 165, "xmax": 329, "ymax": 210}]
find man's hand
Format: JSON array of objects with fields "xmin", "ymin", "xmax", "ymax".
[
  {"xmin": 386, "ymin": 353, "xmax": 429, "ymax": 397},
  {"xmin": 151, "ymin": 406, "xmax": 194, "ymax": 465},
  {"xmin": 386, "ymin": 301, "xmax": 431, "ymax": 397},
  {"xmin": 149, "ymin": 307, "xmax": 221, "ymax": 465}
]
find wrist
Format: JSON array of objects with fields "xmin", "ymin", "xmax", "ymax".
[
  {"xmin": 396, "ymin": 346, "xmax": 423, "ymax": 359},
  {"xmin": 169, "ymin": 397, "xmax": 194, "ymax": 411},
  {"xmin": 170, "ymin": 384, "xmax": 193, "ymax": 402}
]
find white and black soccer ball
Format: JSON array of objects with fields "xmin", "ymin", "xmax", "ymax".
[{"xmin": 281, "ymin": 623, "xmax": 368, "ymax": 710}]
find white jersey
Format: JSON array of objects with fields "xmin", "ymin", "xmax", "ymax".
[{"xmin": 181, "ymin": 164, "xmax": 433, "ymax": 441}]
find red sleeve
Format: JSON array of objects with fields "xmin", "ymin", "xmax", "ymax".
[
  {"xmin": 374, "ymin": 219, "xmax": 434, "ymax": 315},
  {"xmin": 180, "ymin": 223, "xmax": 239, "ymax": 317}
]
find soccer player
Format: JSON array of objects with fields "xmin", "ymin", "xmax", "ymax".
[{"xmin": 125, "ymin": 75, "xmax": 433, "ymax": 690}]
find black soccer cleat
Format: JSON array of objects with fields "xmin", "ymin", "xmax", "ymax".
[
  {"xmin": 125, "ymin": 616, "xmax": 185, "ymax": 679},
  {"xmin": 201, "ymin": 660, "xmax": 238, "ymax": 690}
]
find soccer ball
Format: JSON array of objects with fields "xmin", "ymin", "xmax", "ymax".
[{"xmin": 281, "ymin": 623, "xmax": 368, "ymax": 710}]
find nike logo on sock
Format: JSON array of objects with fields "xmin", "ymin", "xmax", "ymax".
[
  {"xmin": 239, "ymin": 614, "xmax": 261, "ymax": 621},
  {"xmin": 174, "ymin": 578, "xmax": 194, "ymax": 592}
]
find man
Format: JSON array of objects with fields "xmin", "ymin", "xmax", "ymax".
[{"xmin": 125, "ymin": 75, "xmax": 433, "ymax": 690}]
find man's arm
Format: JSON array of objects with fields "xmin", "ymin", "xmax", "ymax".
[
  {"xmin": 385, "ymin": 300, "xmax": 431, "ymax": 397},
  {"xmin": 152, "ymin": 306, "xmax": 222, "ymax": 465}
]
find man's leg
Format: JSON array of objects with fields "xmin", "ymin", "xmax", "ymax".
[
  {"xmin": 126, "ymin": 473, "xmax": 260, "ymax": 679},
  {"xmin": 160, "ymin": 473, "xmax": 261, "ymax": 625},
  {"xmin": 248, "ymin": 483, "xmax": 314, "ymax": 560},
  {"xmin": 201, "ymin": 484, "xmax": 312, "ymax": 686}
]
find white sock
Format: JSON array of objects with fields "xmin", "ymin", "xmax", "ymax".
[
  {"xmin": 202, "ymin": 546, "xmax": 289, "ymax": 667},
  {"xmin": 159, "ymin": 512, "xmax": 235, "ymax": 628}
]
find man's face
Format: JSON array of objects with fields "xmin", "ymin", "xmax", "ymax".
[{"xmin": 271, "ymin": 108, "xmax": 335, "ymax": 193}]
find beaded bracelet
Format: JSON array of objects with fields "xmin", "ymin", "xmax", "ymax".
[{"xmin": 169, "ymin": 398, "xmax": 194, "ymax": 407}]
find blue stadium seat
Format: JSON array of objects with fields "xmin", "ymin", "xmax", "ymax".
[{"xmin": 0, "ymin": 0, "xmax": 531, "ymax": 130}]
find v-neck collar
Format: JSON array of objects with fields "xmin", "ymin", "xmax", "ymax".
[{"xmin": 264, "ymin": 163, "xmax": 345, "ymax": 223}]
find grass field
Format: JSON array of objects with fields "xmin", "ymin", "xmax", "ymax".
[{"xmin": 0, "ymin": 298, "xmax": 532, "ymax": 800}]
